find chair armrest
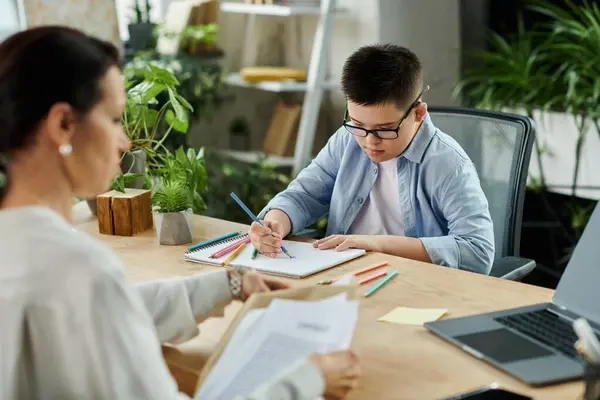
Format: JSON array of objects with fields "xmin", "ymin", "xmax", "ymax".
[{"xmin": 491, "ymin": 256, "xmax": 536, "ymax": 281}]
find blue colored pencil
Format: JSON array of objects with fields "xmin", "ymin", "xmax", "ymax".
[
  {"xmin": 364, "ymin": 269, "xmax": 398, "ymax": 297},
  {"xmin": 188, "ymin": 231, "xmax": 240, "ymax": 251},
  {"xmin": 230, "ymin": 192, "xmax": 294, "ymax": 258}
]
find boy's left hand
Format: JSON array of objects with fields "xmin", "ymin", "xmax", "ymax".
[{"xmin": 312, "ymin": 235, "xmax": 375, "ymax": 252}]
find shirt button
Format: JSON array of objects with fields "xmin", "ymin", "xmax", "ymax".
[
  {"xmin": 373, "ymin": 167, "xmax": 378, "ymax": 174},
  {"xmin": 357, "ymin": 197, "xmax": 364, "ymax": 204}
]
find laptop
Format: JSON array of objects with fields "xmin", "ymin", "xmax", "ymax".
[{"xmin": 425, "ymin": 202, "xmax": 600, "ymax": 386}]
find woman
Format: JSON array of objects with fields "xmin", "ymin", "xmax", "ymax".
[{"xmin": 0, "ymin": 26, "xmax": 361, "ymax": 399}]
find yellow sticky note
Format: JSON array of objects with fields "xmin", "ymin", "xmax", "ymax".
[{"xmin": 378, "ymin": 307, "xmax": 448, "ymax": 326}]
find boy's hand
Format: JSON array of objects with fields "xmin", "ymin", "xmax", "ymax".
[
  {"xmin": 313, "ymin": 235, "xmax": 375, "ymax": 252},
  {"xmin": 248, "ymin": 220, "xmax": 286, "ymax": 258}
]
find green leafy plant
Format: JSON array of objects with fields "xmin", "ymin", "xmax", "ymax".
[
  {"xmin": 529, "ymin": 0, "xmax": 600, "ymax": 198},
  {"xmin": 111, "ymin": 172, "xmax": 145, "ymax": 193},
  {"xmin": 130, "ymin": 0, "xmax": 152, "ymax": 24},
  {"xmin": 456, "ymin": 15, "xmax": 563, "ymax": 189},
  {"xmin": 457, "ymin": 0, "xmax": 600, "ymax": 279},
  {"xmin": 154, "ymin": 23, "xmax": 219, "ymax": 49},
  {"xmin": 152, "ymin": 179, "xmax": 192, "ymax": 214},
  {"xmin": 204, "ymin": 152, "xmax": 291, "ymax": 224},
  {"xmin": 151, "ymin": 146, "xmax": 208, "ymax": 214},
  {"xmin": 122, "ymin": 63, "xmax": 194, "ymax": 167},
  {"xmin": 124, "ymin": 52, "xmax": 223, "ymax": 118}
]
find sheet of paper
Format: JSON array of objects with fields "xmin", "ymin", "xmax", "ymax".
[
  {"xmin": 185, "ymin": 239, "xmax": 366, "ymax": 278},
  {"xmin": 195, "ymin": 294, "xmax": 359, "ymax": 400},
  {"xmin": 378, "ymin": 306, "xmax": 448, "ymax": 326}
]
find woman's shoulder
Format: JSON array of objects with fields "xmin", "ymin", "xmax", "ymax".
[{"xmin": 1, "ymin": 206, "xmax": 124, "ymax": 282}]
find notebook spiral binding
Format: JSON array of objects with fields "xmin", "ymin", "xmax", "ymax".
[{"xmin": 185, "ymin": 233, "xmax": 249, "ymax": 254}]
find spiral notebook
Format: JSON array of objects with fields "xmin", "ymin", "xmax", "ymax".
[{"xmin": 184, "ymin": 233, "xmax": 366, "ymax": 279}]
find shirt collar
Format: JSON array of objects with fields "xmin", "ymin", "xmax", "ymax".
[{"xmin": 400, "ymin": 113, "xmax": 436, "ymax": 164}]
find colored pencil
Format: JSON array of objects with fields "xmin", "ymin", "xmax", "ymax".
[
  {"xmin": 188, "ymin": 231, "xmax": 239, "ymax": 251},
  {"xmin": 364, "ymin": 269, "xmax": 398, "ymax": 297},
  {"xmin": 317, "ymin": 261, "xmax": 389, "ymax": 285},
  {"xmin": 209, "ymin": 236, "xmax": 250, "ymax": 259},
  {"xmin": 251, "ymin": 246, "xmax": 259, "ymax": 260},
  {"xmin": 358, "ymin": 269, "xmax": 389, "ymax": 285},
  {"xmin": 221, "ymin": 243, "xmax": 247, "ymax": 267},
  {"xmin": 229, "ymin": 192, "xmax": 293, "ymax": 258}
]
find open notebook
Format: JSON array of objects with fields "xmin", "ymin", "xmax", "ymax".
[{"xmin": 184, "ymin": 233, "xmax": 366, "ymax": 279}]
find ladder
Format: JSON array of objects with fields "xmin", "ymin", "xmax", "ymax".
[{"xmin": 219, "ymin": 0, "xmax": 338, "ymax": 176}]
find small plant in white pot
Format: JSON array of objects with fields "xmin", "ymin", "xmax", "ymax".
[{"xmin": 152, "ymin": 179, "xmax": 194, "ymax": 245}]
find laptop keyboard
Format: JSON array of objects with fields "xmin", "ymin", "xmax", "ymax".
[{"xmin": 495, "ymin": 309, "xmax": 581, "ymax": 359}]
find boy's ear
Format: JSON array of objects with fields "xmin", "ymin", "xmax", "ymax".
[{"xmin": 415, "ymin": 102, "xmax": 428, "ymax": 122}]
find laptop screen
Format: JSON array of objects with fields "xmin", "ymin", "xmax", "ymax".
[{"xmin": 553, "ymin": 201, "xmax": 600, "ymax": 323}]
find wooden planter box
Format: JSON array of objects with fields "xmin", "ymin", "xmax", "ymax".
[{"xmin": 97, "ymin": 189, "xmax": 153, "ymax": 236}]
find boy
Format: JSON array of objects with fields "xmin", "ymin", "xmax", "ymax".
[{"xmin": 251, "ymin": 44, "xmax": 494, "ymax": 274}]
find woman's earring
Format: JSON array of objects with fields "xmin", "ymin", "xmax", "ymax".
[{"xmin": 59, "ymin": 144, "xmax": 73, "ymax": 156}]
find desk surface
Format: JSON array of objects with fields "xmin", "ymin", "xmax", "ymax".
[{"xmin": 73, "ymin": 203, "xmax": 581, "ymax": 399}]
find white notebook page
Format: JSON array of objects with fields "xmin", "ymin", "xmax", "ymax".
[{"xmin": 185, "ymin": 240, "xmax": 366, "ymax": 278}]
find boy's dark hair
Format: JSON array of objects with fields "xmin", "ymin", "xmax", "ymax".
[{"xmin": 341, "ymin": 43, "xmax": 423, "ymax": 109}]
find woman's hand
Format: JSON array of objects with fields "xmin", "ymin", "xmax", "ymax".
[
  {"xmin": 230, "ymin": 270, "xmax": 290, "ymax": 302},
  {"xmin": 248, "ymin": 220, "xmax": 286, "ymax": 258},
  {"xmin": 309, "ymin": 350, "xmax": 361, "ymax": 399},
  {"xmin": 313, "ymin": 235, "xmax": 376, "ymax": 252}
]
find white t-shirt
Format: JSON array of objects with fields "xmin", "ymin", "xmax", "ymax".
[
  {"xmin": 0, "ymin": 206, "xmax": 323, "ymax": 400},
  {"xmin": 348, "ymin": 158, "xmax": 405, "ymax": 235}
]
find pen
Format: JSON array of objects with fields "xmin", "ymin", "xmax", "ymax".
[
  {"xmin": 364, "ymin": 269, "xmax": 398, "ymax": 297},
  {"xmin": 230, "ymin": 192, "xmax": 293, "ymax": 258},
  {"xmin": 317, "ymin": 261, "xmax": 389, "ymax": 285},
  {"xmin": 221, "ymin": 243, "xmax": 247, "ymax": 267},
  {"xmin": 188, "ymin": 231, "xmax": 239, "ymax": 251},
  {"xmin": 251, "ymin": 246, "xmax": 258, "ymax": 260},
  {"xmin": 573, "ymin": 318, "xmax": 600, "ymax": 363}
]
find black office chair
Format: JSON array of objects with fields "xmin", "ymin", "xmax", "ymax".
[{"xmin": 428, "ymin": 106, "xmax": 536, "ymax": 280}]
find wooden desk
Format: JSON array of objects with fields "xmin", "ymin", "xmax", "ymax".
[{"xmin": 74, "ymin": 203, "xmax": 582, "ymax": 399}]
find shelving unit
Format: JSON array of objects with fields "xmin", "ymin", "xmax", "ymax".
[
  {"xmin": 215, "ymin": 149, "xmax": 294, "ymax": 167},
  {"xmin": 219, "ymin": 0, "xmax": 338, "ymax": 175},
  {"xmin": 223, "ymin": 73, "xmax": 338, "ymax": 93},
  {"xmin": 221, "ymin": 2, "xmax": 331, "ymax": 16}
]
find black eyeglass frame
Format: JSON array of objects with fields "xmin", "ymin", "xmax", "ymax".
[{"xmin": 342, "ymin": 85, "xmax": 431, "ymax": 140}]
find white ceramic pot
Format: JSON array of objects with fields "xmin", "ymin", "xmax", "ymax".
[{"xmin": 153, "ymin": 209, "xmax": 193, "ymax": 245}]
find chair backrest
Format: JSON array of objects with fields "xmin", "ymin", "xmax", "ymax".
[{"xmin": 427, "ymin": 107, "xmax": 535, "ymax": 260}]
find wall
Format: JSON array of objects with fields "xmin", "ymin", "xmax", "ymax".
[
  {"xmin": 0, "ymin": 0, "xmax": 23, "ymax": 41},
  {"xmin": 529, "ymin": 111, "xmax": 600, "ymax": 201},
  {"xmin": 23, "ymin": 0, "xmax": 120, "ymax": 45},
  {"xmin": 377, "ymin": 0, "xmax": 461, "ymax": 107}
]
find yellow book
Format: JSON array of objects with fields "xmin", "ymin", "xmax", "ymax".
[{"xmin": 240, "ymin": 67, "xmax": 307, "ymax": 82}]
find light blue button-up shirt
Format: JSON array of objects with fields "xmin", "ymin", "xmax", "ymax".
[{"xmin": 259, "ymin": 114, "xmax": 495, "ymax": 274}]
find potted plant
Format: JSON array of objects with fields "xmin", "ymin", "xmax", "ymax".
[
  {"xmin": 152, "ymin": 179, "xmax": 194, "ymax": 245},
  {"xmin": 87, "ymin": 63, "xmax": 193, "ymax": 215},
  {"xmin": 151, "ymin": 146, "xmax": 208, "ymax": 245},
  {"xmin": 128, "ymin": 0, "xmax": 155, "ymax": 52},
  {"xmin": 456, "ymin": 0, "xmax": 600, "ymax": 286}
]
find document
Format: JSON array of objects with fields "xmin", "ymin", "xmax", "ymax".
[{"xmin": 195, "ymin": 293, "xmax": 359, "ymax": 400}]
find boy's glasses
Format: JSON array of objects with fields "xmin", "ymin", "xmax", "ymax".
[{"xmin": 342, "ymin": 85, "xmax": 430, "ymax": 140}]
